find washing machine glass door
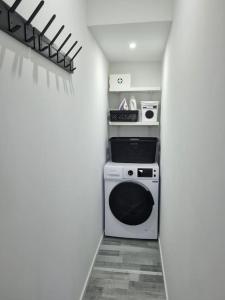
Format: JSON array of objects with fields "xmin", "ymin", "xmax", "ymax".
[{"xmin": 109, "ymin": 181, "xmax": 154, "ymax": 226}]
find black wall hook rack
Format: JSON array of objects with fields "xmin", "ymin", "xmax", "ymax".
[{"xmin": 0, "ymin": 0, "xmax": 82, "ymax": 73}]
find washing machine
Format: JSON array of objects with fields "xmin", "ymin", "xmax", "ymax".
[{"xmin": 104, "ymin": 162, "xmax": 159, "ymax": 240}]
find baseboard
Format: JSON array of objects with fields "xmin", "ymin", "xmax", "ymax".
[
  {"xmin": 159, "ymin": 238, "xmax": 169, "ymax": 300},
  {"xmin": 79, "ymin": 234, "xmax": 104, "ymax": 300}
]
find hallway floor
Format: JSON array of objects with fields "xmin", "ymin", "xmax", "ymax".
[{"xmin": 83, "ymin": 237, "xmax": 166, "ymax": 300}]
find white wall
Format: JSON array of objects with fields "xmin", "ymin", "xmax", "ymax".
[
  {"xmin": 0, "ymin": 1, "xmax": 108, "ymax": 300},
  {"xmin": 87, "ymin": 0, "xmax": 173, "ymax": 26},
  {"xmin": 160, "ymin": 1, "xmax": 225, "ymax": 300},
  {"xmin": 109, "ymin": 62, "xmax": 161, "ymax": 138}
]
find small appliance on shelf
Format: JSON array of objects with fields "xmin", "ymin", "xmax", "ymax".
[{"xmin": 141, "ymin": 101, "xmax": 159, "ymax": 123}]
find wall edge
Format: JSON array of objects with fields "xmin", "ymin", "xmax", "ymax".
[
  {"xmin": 79, "ymin": 234, "xmax": 104, "ymax": 300},
  {"xmin": 159, "ymin": 237, "xmax": 169, "ymax": 300}
]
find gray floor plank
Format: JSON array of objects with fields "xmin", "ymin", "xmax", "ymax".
[{"xmin": 83, "ymin": 237, "xmax": 166, "ymax": 300}]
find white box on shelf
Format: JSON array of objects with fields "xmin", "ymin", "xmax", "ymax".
[{"xmin": 109, "ymin": 74, "xmax": 131, "ymax": 91}]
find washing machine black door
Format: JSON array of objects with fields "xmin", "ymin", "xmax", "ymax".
[
  {"xmin": 109, "ymin": 181, "xmax": 154, "ymax": 226},
  {"xmin": 145, "ymin": 110, "xmax": 154, "ymax": 119}
]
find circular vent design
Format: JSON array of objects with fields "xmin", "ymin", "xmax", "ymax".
[{"xmin": 117, "ymin": 77, "xmax": 123, "ymax": 84}]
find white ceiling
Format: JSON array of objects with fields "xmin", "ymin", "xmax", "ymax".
[
  {"xmin": 87, "ymin": 0, "xmax": 173, "ymax": 26},
  {"xmin": 89, "ymin": 22, "xmax": 171, "ymax": 62}
]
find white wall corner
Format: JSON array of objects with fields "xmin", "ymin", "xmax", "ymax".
[
  {"xmin": 159, "ymin": 238, "xmax": 169, "ymax": 300},
  {"xmin": 79, "ymin": 234, "xmax": 104, "ymax": 300}
]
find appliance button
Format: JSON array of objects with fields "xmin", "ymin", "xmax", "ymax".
[{"xmin": 128, "ymin": 170, "xmax": 133, "ymax": 176}]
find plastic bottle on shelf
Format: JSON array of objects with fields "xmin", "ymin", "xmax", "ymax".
[{"xmin": 129, "ymin": 96, "xmax": 137, "ymax": 110}]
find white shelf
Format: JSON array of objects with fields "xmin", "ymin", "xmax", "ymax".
[
  {"xmin": 109, "ymin": 86, "xmax": 161, "ymax": 92},
  {"xmin": 109, "ymin": 121, "xmax": 159, "ymax": 126}
]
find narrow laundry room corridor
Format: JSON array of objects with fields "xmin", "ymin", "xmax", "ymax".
[
  {"xmin": 83, "ymin": 237, "xmax": 166, "ymax": 300},
  {"xmin": 0, "ymin": 1, "xmax": 225, "ymax": 300}
]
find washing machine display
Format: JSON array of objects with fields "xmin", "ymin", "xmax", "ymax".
[{"xmin": 104, "ymin": 162, "xmax": 159, "ymax": 240}]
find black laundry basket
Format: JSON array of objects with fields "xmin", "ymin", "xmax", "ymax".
[
  {"xmin": 110, "ymin": 137, "xmax": 158, "ymax": 163},
  {"xmin": 109, "ymin": 110, "xmax": 139, "ymax": 122}
]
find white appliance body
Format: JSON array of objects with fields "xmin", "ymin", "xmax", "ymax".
[
  {"xmin": 109, "ymin": 74, "xmax": 131, "ymax": 91},
  {"xmin": 104, "ymin": 162, "xmax": 159, "ymax": 239},
  {"xmin": 141, "ymin": 101, "xmax": 159, "ymax": 123}
]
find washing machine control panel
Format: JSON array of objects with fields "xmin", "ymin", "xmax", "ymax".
[
  {"xmin": 104, "ymin": 163, "xmax": 159, "ymax": 180},
  {"xmin": 124, "ymin": 166, "xmax": 159, "ymax": 179}
]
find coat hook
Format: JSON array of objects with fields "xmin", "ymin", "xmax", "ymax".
[
  {"xmin": 71, "ymin": 46, "xmax": 82, "ymax": 61},
  {"xmin": 8, "ymin": 0, "xmax": 22, "ymax": 33},
  {"xmin": 70, "ymin": 66, "xmax": 77, "ymax": 72},
  {"xmin": 39, "ymin": 14, "xmax": 56, "ymax": 51},
  {"xmin": 9, "ymin": 0, "xmax": 22, "ymax": 13},
  {"xmin": 69, "ymin": 46, "xmax": 82, "ymax": 72},
  {"xmin": 64, "ymin": 41, "xmax": 78, "ymax": 67},
  {"xmin": 49, "ymin": 25, "xmax": 65, "ymax": 58},
  {"xmin": 56, "ymin": 33, "xmax": 71, "ymax": 63},
  {"xmin": 26, "ymin": 1, "xmax": 44, "ymax": 26},
  {"xmin": 24, "ymin": 1, "xmax": 44, "ymax": 47},
  {"xmin": 65, "ymin": 41, "xmax": 78, "ymax": 57}
]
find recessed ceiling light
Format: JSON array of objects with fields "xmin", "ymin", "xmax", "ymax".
[{"xmin": 129, "ymin": 42, "xmax": 137, "ymax": 49}]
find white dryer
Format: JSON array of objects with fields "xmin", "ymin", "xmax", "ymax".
[{"xmin": 104, "ymin": 162, "xmax": 159, "ymax": 240}]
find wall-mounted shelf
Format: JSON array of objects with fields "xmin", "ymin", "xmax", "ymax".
[
  {"xmin": 109, "ymin": 86, "xmax": 161, "ymax": 93},
  {"xmin": 109, "ymin": 121, "xmax": 159, "ymax": 126}
]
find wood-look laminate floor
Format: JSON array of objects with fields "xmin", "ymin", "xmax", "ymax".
[{"xmin": 83, "ymin": 237, "xmax": 166, "ymax": 300}]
